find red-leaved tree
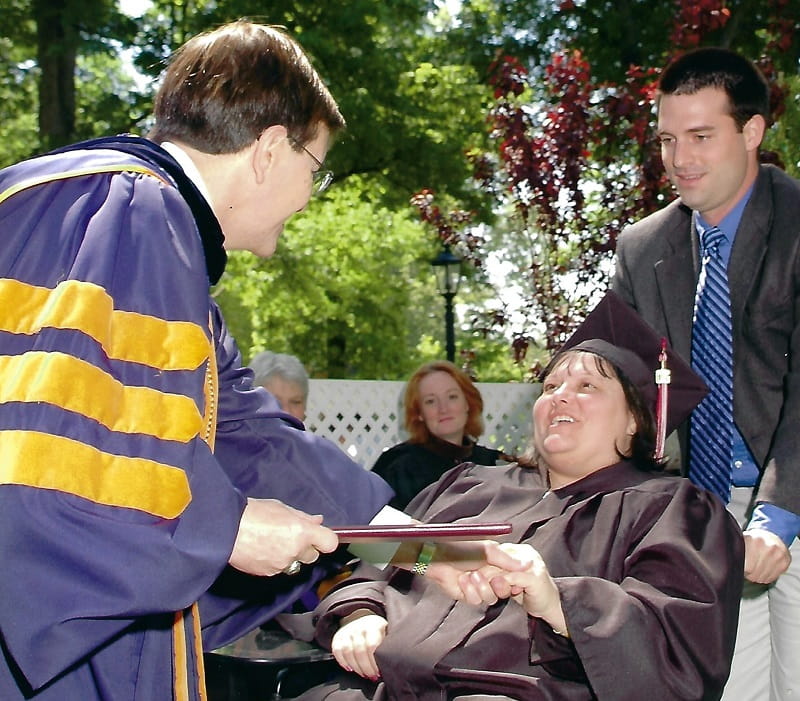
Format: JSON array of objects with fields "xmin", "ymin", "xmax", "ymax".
[{"xmin": 413, "ymin": 0, "xmax": 794, "ymax": 376}]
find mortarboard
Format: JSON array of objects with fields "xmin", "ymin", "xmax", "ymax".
[{"xmin": 554, "ymin": 291, "xmax": 708, "ymax": 457}]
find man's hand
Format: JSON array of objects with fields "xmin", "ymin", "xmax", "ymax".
[
  {"xmin": 228, "ymin": 498, "xmax": 338, "ymax": 576},
  {"xmin": 330, "ymin": 609, "xmax": 387, "ymax": 680},
  {"xmin": 743, "ymin": 529, "xmax": 791, "ymax": 584}
]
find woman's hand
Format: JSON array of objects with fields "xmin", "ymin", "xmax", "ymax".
[
  {"xmin": 456, "ymin": 543, "xmax": 568, "ymax": 636},
  {"xmin": 330, "ymin": 609, "xmax": 387, "ymax": 681},
  {"xmin": 424, "ymin": 540, "xmax": 528, "ymax": 599}
]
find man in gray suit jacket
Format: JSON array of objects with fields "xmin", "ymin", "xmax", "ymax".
[{"xmin": 612, "ymin": 48, "xmax": 800, "ymax": 700}]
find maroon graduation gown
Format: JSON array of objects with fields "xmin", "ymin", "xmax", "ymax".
[{"xmin": 302, "ymin": 461, "xmax": 744, "ymax": 701}]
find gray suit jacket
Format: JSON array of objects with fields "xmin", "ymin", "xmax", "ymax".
[{"xmin": 612, "ymin": 164, "xmax": 800, "ymax": 516}]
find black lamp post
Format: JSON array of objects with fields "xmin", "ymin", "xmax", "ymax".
[{"xmin": 431, "ymin": 244, "xmax": 463, "ymax": 363}]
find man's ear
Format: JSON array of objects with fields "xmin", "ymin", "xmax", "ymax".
[
  {"xmin": 252, "ymin": 125, "xmax": 288, "ymax": 184},
  {"xmin": 743, "ymin": 114, "xmax": 766, "ymax": 152}
]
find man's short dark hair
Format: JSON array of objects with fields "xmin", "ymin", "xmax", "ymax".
[{"xmin": 658, "ymin": 47, "xmax": 770, "ymax": 129}]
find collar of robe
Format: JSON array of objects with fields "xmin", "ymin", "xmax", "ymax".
[{"xmin": 50, "ymin": 134, "xmax": 227, "ymax": 285}]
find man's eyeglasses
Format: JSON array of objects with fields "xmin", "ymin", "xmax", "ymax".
[{"xmin": 295, "ymin": 142, "xmax": 334, "ymax": 195}]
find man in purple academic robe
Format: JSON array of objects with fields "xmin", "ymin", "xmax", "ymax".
[{"xmin": 0, "ymin": 21, "xmax": 394, "ymax": 700}]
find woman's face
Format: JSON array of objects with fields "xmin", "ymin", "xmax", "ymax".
[
  {"xmin": 533, "ymin": 352, "xmax": 636, "ymax": 488},
  {"xmin": 263, "ymin": 376, "xmax": 307, "ymax": 421},
  {"xmin": 417, "ymin": 371, "xmax": 470, "ymax": 445}
]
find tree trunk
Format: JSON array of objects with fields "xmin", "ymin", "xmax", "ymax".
[{"xmin": 34, "ymin": 0, "xmax": 77, "ymax": 150}]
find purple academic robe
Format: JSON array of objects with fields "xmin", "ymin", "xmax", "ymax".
[
  {"xmin": 303, "ymin": 461, "xmax": 744, "ymax": 701},
  {"xmin": 0, "ymin": 137, "xmax": 393, "ymax": 700}
]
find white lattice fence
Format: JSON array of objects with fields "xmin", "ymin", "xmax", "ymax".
[{"xmin": 306, "ymin": 380, "xmax": 540, "ymax": 469}]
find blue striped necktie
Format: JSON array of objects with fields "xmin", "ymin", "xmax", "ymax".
[{"xmin": 689, "ymin": 225, "xmax": 733, "ymax": 502}]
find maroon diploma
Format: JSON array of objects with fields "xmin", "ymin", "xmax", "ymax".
[{"xmin": 331, "ymin": 522, "xmax": 512, "ymax": 542}]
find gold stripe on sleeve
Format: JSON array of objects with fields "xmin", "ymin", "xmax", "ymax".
[
  {"xmin": 0, "ymin": 430, "xmax": 191, "ymax": 519},
  {"xmin": 0, "ymin": 352, "xmax": 203, "ymax": 443},
  {"xmin": 0, "ymin": 278, "xmax": 209, "ymax": 371},
  {"xmin": 0, "ymin": 164, "xmax": 171, "ymax": 206}
]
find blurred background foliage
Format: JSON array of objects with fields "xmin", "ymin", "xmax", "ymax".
[{"xmin": 1, "ymin": 0, "xmax": 797, "ymax": 380}]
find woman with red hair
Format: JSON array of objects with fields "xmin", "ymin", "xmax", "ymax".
[{"xmin": 372, "ymin": 361, "xmax": 514, "ymax": 510}]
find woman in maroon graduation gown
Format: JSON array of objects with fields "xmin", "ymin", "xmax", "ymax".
[{"xmin": 296, "ymin": 294, "xmax": 745, "ymax": 700}]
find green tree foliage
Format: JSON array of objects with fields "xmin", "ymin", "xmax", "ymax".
[
  {"xmin": 0, "ymin": 0, "xmax": 144, "ymax": 161},
  {"xmin": 764, "ymin": 73, "xmax": 800, "ymax": 177},
  {"xmin": 34, "ymin": 0, "xmax": 141, "ymax": 148},
  {"xmin": 8, "ymin": 1, "xmax": 795, "ymax": 380},
  {"xmin": 449, "ymin": 0, "xmax": 799, "ymax": 82},
  {"xmin": 135, "ymin": 0, "xmax": 491, "ymax": 210},
  {"xmin": 73, "ymin": 53, "xmax": 146, "ymax": 140},
  {"xmin": 0, "ymin": 34, "xmax": 38, "ymax": 164},
  {"xmin": 213, "ymin": 179, "xmax": 445, "ymax": 379}
]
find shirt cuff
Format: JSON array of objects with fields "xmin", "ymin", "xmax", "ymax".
[
  {"xmin": 746, "ymin": 503, "xmax": 800, "ymax": 547},
  {"xmin": 346, "ymin": 506, "xmax": 412, "ymax": 569}
]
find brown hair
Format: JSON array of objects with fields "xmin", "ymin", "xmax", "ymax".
[
  {"xmin": 404, "ymin": 361, "xmax": 485, "ymax": 444},
  {"xmin": 149, "ymin": 21, "xmax": 345, "ymax": 154}
]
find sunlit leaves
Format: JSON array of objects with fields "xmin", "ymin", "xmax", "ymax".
[{"xmin": 214, "ymin": 179, "xmax": 444, "ymax": 379}]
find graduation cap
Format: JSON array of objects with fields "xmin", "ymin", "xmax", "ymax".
[{"xmin": 554, "ymin": 291, "xmax": 708, "ymax": 459}]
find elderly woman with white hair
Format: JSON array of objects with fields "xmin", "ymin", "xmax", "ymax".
[{"xmin": 251, "ymin": 350, "xmax": 310, "ymax": 421}]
